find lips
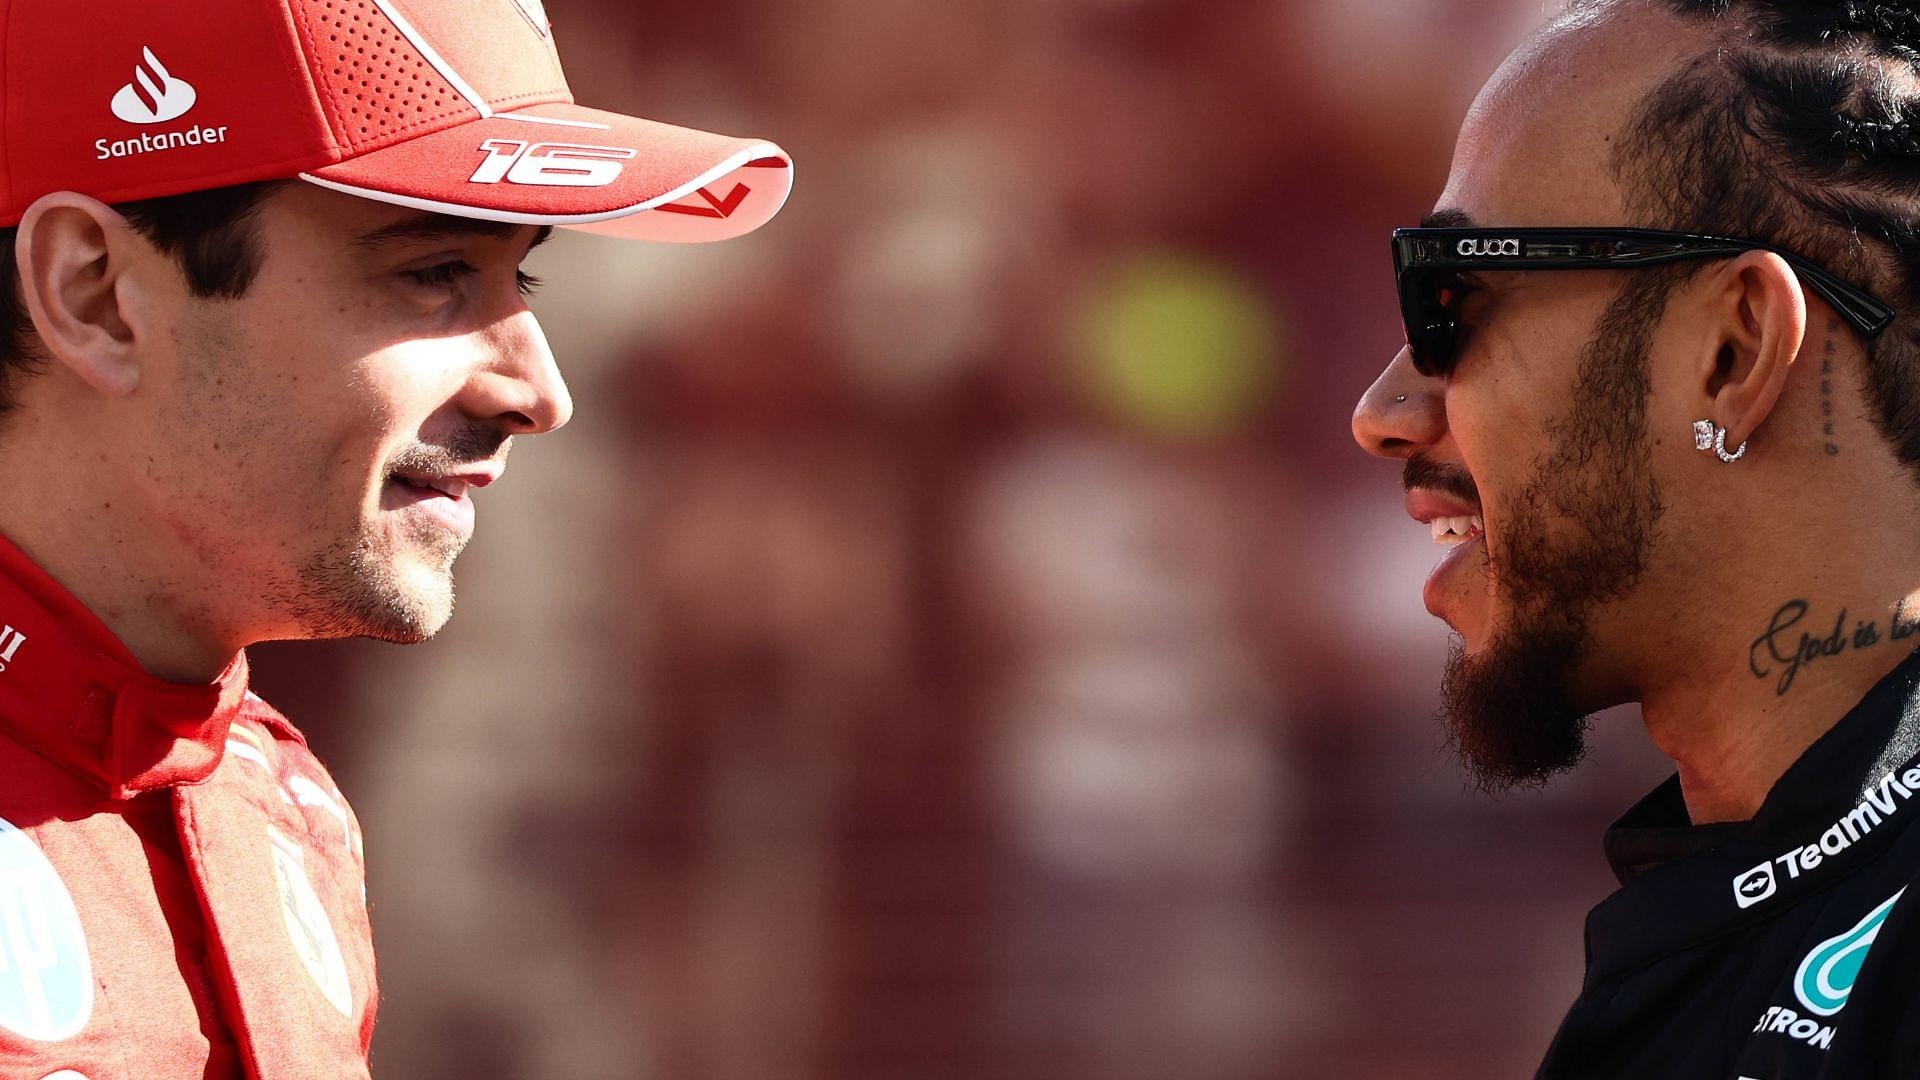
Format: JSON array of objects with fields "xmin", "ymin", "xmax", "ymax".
[
  {"xmin": 381, "ymin": 466, "xmax": 498, "ymax": 538},
  {"xmin": 400, "ymin": 475, "xmax": 471, "ymax": 499},
  {"xmin": 387, "ymin": 463, "xmax": 501, "ymax": 493},
  {"xmin": 1406, "ymin": 485, "xmax": 1486, "ymax": 626}
]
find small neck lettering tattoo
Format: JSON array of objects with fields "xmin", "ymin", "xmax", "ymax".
[
  {"xmin": 1750, "ymin": 598, "xmax": 1920, "ymax": 695},
  {"xmin": 1821, "ymin": 319, "xmax": 1839, "ymax": 457}
]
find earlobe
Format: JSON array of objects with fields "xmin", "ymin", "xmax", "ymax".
[
  {"xmin": 14, "ymin": 193, "xmax": 147, "ymax": 398},
  {"xmin": 1709, "ymin": 252, "xmax": 1807, "ymax": 452}
]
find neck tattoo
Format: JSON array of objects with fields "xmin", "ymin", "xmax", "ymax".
[{"xmin": 1749, "ymin": 598, "xmax": 1920, "ymax": 696}]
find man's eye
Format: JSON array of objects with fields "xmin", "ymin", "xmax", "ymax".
[
  {"xmin": 403, "ymin": 261, "xmax": 477, "ymax": 288},
  {"xmin": 402, "ymin": 262, "xmax": 543, "ymax": 298},
  {"xmin": 1437, "ymin": 274, "xmax": 1481, "ymax": 312}
]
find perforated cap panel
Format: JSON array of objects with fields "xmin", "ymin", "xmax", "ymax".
[
  {"xmin": 0, "ymin": 0, "xmax": 786, "ymax": 240},
  {"xmin": 294, "ymin": 0, "xmax": 475, "ymax": 153}
]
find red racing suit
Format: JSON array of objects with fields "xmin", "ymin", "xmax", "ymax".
[{"xmin": 0, "ymin": 532, "xmax": 377, "ymax": 1078}]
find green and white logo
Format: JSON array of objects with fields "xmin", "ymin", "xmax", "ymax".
[{"xmin": 1794, "ymin": 887, "xmax": 1907, "ymax": 1016}]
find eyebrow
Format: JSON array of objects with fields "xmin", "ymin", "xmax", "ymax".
[
  {"xmin": 1419, "ymin": 208, "xmax": 1478, "ymax": 229},
  {"xmin": 354, "ymin": 212, "xmax": 555, "ymax": 253}
]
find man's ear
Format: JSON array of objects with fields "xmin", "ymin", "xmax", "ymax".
[
  {"xmin": 1697, "ymin": 250, "xmax": 1807, "ymax": 451},
  {"xmin": 13, "ymin": 192, "xmax": 156, "ymax": 398}
]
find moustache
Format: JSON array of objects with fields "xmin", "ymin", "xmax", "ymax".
[
  {"xmin": 1403, "ymin": 453, "xmax": 1480, "ymax": 508},
  {"xmin": 385, "ymin": 427, "xmax": 510, "ymax": 478}
]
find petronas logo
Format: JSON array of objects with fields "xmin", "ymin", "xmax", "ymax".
[{"xmin": 1794, "ymin": 888, "xmax": 1906, "ymax": 1016}]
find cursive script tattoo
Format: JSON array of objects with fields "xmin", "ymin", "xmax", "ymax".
[{"xmin": 1750, "ymin": 598, "xmax": 1920, "ymax": 695}]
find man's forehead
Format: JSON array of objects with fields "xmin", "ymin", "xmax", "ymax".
[{"xmin": 1434, "ymin": 0, "xmax": 1710, "ymax": 228}]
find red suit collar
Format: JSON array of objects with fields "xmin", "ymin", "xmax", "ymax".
[{"xmin": 0, "ymin": 531, "xmax": 248, "ymax": 799}]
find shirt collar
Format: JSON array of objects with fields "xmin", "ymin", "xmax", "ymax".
[
  {"xmin": 1603, "ymin": 775, "xmax": 1743, "ymax": 885},
  {"xmin": 1604, "ymin": 644, "xmax": 1920, "ymax": 884},
  {"xmin": 0, "ymin": 530, "xmax": 248, "ymax": 799},
  {"xmin": 1581, "ymin": 645, "xmax": 1920, "ymax": 983}
]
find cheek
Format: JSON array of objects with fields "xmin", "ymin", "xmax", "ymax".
[
  {"xmin": 356, "ymin": 340, "xmax": 470, "ymax": 431},
  {"xmin": 162, "ymin": 330, "xmax": 390, "ymax": 514},
  {"xmin": 1443, "ymin": 361, "xmax": 1558, "ymax": 559},
  {"xmin": 1445, "ymin": 364, "xmax": 1534, "ymax": 482}
]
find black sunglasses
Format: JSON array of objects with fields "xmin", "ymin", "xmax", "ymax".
[{"xmin": 1390, "ymin": 227, "xmax": 1896, "ymax": 377}]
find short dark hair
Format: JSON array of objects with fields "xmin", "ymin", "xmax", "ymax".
[
  {"xmin": 0, "ymin": 180, "xmax": 286, "ymax": 415},
  {"xmin": 1611, "ymin": 1, "xmax": 1920, "ymax": 475}
]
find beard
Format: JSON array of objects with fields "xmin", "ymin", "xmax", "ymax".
[
  {"xmin": 1433, "ymin": 271, "xmax": 1676, "ymax": 794},
  {"xmin": 282, "ymin": 517, "xmax": 462, "ymax": 644},
  {"xmin": 271, "ymin": 428, "xmax": 504, "ymax": 644}
]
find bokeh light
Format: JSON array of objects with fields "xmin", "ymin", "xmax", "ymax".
[{"xmin": 1073, "ymin": 253, "xmax": 1286, "ymax": 438}]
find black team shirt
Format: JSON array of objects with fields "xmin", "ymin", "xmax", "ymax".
[{"xmin": 1538, "ymin": 647, "xmax": 1920, "ymax": 1077}]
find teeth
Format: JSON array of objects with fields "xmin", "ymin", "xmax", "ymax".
[{"xmin": 1428, "ymin": 514, "xmax": 1484, "ymax": 545}]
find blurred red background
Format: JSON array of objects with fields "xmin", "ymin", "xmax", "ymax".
[{"xmin": 248, "ymin": 1, "xmax": 1676, "ymax": 1076}]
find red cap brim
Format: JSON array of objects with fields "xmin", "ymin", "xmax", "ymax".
[{"xmin": 299, "ymin": 102, "xmax": 791, "ymax": 243}]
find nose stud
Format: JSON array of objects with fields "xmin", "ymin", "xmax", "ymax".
[{"xmin": 1395, "ymin": 394, "xmax": 1407, "ymax": 404}]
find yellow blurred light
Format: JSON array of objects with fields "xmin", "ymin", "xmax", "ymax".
[{"xmin": 1074, "ymin": 253, "xmax": 1285, "ymax": 437}]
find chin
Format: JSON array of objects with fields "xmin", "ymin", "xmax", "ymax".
[
  {"xmin": 284, "ymin": 536, "xmax": 457, "ymax": 643},
  {"xmin": 381, "ymin": 561, "xmax": 456, "ymax": 641},
  {"xmin": 1440, "ymin": 621, "xmax": 1594, "ymax": 793},
  {"xmin": 1442, "ymin": 602, "xmax": 1497, "ymax": 654}
]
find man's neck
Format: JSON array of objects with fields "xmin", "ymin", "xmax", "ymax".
[
  {"xmin": 0, "ymin": 438, "xmax": 245, "ymax": 685},
  {"xmin": 1642, "ymin": 584, "xmax": 1920, "ymax": 825}
]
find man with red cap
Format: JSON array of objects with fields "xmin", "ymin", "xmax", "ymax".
[{"xmin": 0, "ymin": 0, "xmax": 791, "ymax": 1074}]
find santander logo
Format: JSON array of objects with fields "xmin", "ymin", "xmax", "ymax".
[{"xmin": 110, "ymin": 47, "xmax": 196, "ymax": 124}]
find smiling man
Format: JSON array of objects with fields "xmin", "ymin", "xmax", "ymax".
[
  {"xmin": 1352, "ymin": 0, "xmax": 1920, "ymax": 1075},
  {"xmin": 0, "ymin": 0, "xmax": 789, "ymax": 1075}
]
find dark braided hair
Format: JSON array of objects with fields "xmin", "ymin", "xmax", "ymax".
[
  {"xmin": 1617, "ymin": 1, "xmax": 1920, "ymax": 474},
  {"xmin": 0, "ymin": 180, "xmax": 285, "ymax": 420}
]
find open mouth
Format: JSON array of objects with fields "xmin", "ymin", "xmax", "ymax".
[{"xmin": 1405, "ymin": 485, "xmax": 1486, "ymax": 624}]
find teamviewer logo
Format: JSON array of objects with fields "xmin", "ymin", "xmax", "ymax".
[
  {"xmin": 110, "ymin": 46, "xmax": 197, "ymax": 124},
  {"xmin": 1735, "ymin": 861, "xmax": 1778, "ymax": 909}
]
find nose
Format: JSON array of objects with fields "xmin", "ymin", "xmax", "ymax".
[
  {"xmin": 462, "ymin": 309, "xmax": 574, "ymax": 436},
  {"xmin": 1351, "ymin": 345, "xmax": 1445, "ymax": 459}
]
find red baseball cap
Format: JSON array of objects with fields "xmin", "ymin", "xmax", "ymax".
[{"xmin": 0, "ymin": 0, "xmax": 792, "ymax": 243}]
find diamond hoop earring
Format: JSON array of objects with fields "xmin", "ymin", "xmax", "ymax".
[{"xmin": 1693, "ymin": 419, "xmax": 1747, "ymax": 463}]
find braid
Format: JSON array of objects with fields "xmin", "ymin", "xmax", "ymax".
[
  {"xmin": 1673, "ymin": 1, "xmax": 1920, "ymax": 50},
  {"xmin": 1620, "ymin": 1, "xmax": 1920, "ymax": 476},
  {"xmin": 1735, "ymin": 53, "xmax": 1920, "ymax": 178},
  {"xmin": 1835, "ymin": 115, "xmax": 1920, "ymax": 158},
  {"xmin": 1827, "ymin": 1, "xmax": 1920, "ymax": 46}
]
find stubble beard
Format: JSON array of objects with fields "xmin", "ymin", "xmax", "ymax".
[
  {"xmin": 275, "ymin": 427, "xmax": 505, "ymax": 643},
  {"xmin": 282, "ymin": 517, "xmax": 462, "ymax": 644},
  {"xmin": 1439, "ymin": 273, "xmax": 1674, "ymax": 794}
]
